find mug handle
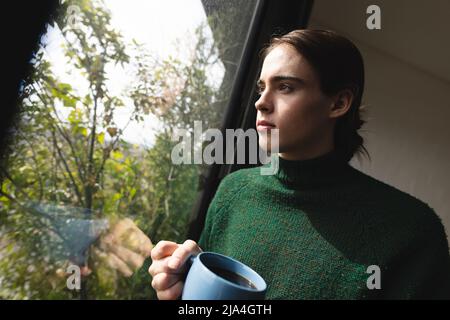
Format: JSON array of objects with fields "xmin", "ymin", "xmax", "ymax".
[
  {"xmin": 186, "ymin": 254, "xmax": 197, "ymax": 268},
  {"xmin": 181, "ymin": 254, "xmax": 198, "ymax": 284},
  {"xmin": 179, "ymin": 254, "xmax": 200, "ymax": 300}
]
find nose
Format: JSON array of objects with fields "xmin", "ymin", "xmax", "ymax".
[{"xmin": 255, "ymin": 89, "xmax": 273, "ymax": 113}]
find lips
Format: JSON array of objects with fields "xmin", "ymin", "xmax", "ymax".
[{"xmin": 256, "ymin": 120, "xmax": 276, "ymax": 130}]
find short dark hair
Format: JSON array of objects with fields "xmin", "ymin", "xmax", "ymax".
[{"xmin": 261, "ymin": 29, "xmax": 369, "ymax": 162}]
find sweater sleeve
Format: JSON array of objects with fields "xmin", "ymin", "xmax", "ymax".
[
  {"xmin": 384, "ymin": 207, "xmax": 450, "ymax": 299},
  {"xmin": 197, "ymin": 169, "xmax": 250, "ymax": 251},
  {"xmin": 197, "ymin": 173, "xmax": 232, "ymax": 251},
  {"xmin": 412, "ymin": 217, "xmax": 450, "ymax": 299},
  {"xmin": 197, "ymin": 191, "xmax": 219, "ymax": 251}
]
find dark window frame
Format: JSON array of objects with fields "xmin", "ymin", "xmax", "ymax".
[{"xmin": 187, "ymin": 0, "xmax": 314, "ymax": 241}]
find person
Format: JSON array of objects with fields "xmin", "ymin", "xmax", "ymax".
[{"xmin": 148, "ymin": 29, "xmax": 450, "ymax": 299}]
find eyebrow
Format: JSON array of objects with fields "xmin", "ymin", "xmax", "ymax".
[{"xmin": 257, "ymin": 75, "xmax": 306, "ymax": 86}]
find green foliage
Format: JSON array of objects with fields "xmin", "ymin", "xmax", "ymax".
[{"xmin": 0, "ymin": 0, "xmax": 227, "ymax": 299}]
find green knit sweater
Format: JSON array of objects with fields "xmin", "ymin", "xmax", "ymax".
[{"xmin": 198, "ymin": 150, "xmax": 450, "ymax": 299}]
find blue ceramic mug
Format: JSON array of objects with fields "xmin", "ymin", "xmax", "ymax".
[{"xmin": 181, "ymin": 252, "xmax": 267, "ymax": 300}]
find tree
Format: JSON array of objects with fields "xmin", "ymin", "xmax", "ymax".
[{"xmin": 0, "ymin": 0, "xmax": 227, "ymax": 299}]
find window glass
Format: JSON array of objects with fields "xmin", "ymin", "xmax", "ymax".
[{"xmin": 0, "ymin": 0, "xmax": 258, "ymax": 299}]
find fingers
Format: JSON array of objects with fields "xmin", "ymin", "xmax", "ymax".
[
  {"xmin": 100, "ymin": 230, "xmax": 148, "ymax": 271},
  {"xmin": 91, "ymin": 247, "xmax": 134, "ymax": 278},
  {"xmin": 150, "ymin": 241, "xmax": 180, "ymax": 260},
  {"xmin": 104, "ymin": 252, "xmax": 134, "ymax": 277},
  {"xmin": 132, "ymin": 227, "xmax": 153, "ymax": 257},
  {"xmin": 156, "ymin": 280, "xmax": 185, "ymax": 300},
  {"xmin": 116, "ymin": 217, "xmax": 135, "ymax": 229},
  {"xmin": 110, "ymin": 218, "xmax": 135, "ymax": 238},
  {"xmin": 108, "ymin": 244, "xmax": 145, "ymax": 270},
  {"xmin": 148, "ymin": 255, "xmax": 187, "ymax": 276},
  {"xmin": 148, "ymin": 240, "xmax": 202, "ymax": 300},
  {"xmin": 167, "ymin": 240, "xmax": 202, "ymax": 271},
  {"xmin": 91, "ymin": 229, "xmax": 161, "ymax": 279},
  {"xmin": 110, "ymin": 218, "xmax": 154, "ymax": 257},
  {"xmin": 151, "ymin": 272, "xmax": 183, "ymax": 291},
  {"xmin": 148, "ymin": 256, "xmax": 169, "ymax": 277}
]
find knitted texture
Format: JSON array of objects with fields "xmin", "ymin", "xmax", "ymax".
[{"xmin": 198, "ymin": 150, "xmax": 450, "ymax": 299}]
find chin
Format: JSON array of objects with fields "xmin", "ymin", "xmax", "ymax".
[
  {"xmin": 258, "ymin": 139, "xmax": 269, "ymax": 151},
  {"xmin": 259, "ymin": 128, "xmax": 281, "ymax": 148}
]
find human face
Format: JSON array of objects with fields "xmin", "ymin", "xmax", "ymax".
[{"xmin": 255, "ymin": 44, "xmax": 335, "ymax": 160}]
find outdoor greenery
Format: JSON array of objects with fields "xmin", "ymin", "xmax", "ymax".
[{"xmin": 0, "ymin": 0, "xmax": 229, "ymax": 299}]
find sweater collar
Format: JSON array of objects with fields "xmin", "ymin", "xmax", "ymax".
[{"xmin": 274, "ymin": 149, "xmax": 351, "ymax": 189}]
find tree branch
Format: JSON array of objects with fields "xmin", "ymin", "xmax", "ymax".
[
  {"xmin": 51, "ymin": 131, "xmax": 85, "ymax": 207},
  {"xmin": 94, "ymin": 109, "xmax": 136, "ymax": 184},
  {"xmin": 0, "ymin": 166, "xmax": 33, "ymax": 202},
  {"xmin": 16, "ymin": 131, "xmax": 45, "ymax": 201},
  {"xmin": 85, "ymin": 93, "xmax": 98, "ymax": 210},
  {"xmin": 33, "ymin": 82, "xmax": 87, "ymax": 183}
]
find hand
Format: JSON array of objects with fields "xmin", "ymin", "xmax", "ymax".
[
  {"xmin": 149, "ymin": 239, "xmax": 202, "ymax": 300},
  {"xmin": 91, "ymin": 218, "xmax": 153, "ymax": 277}
]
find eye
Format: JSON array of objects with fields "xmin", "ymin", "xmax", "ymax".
[
  {"xmin": 256, "ymin": 84, "xmax": 265, "ymax": 94},
  {"xmin": 279, "ymin": 83, "xmax": 293, "ymax": 93}
]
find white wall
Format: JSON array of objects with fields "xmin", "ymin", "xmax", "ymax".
[
  {"xmin": 350, "ymin": 40, "xmax": 450, "ymax": 233},
  {"xmin": 309, "ymin": 1, "xmax": 450, "ymax": 235}
]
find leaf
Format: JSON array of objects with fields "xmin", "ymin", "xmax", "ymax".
[
  {"xmin": 107, "ymin": 127, "xmax": 117, "ymax": 137},
  {"xmin": 114, "ymin": 163, "xmax": 123, "ymax": 172},
  {"xmin": 112, "ymin": 193, "xmax": 122, "ymax": 202},
  {"xmin": 63, "ymin": 97, "xmax": 77, "ymax": 108},
  {"xmin": 57, "ymin": 83, "xmax": 72, "ymax": 93},
  {"xmin": 84, "ymin": 94, "xmax": 93, "ymax": 106},
  {"xmin": 112, "ymin": 150, "xmax": 124, "ymax": 160},
  {"xmin": 68, "ymin": 109, "xmax": 81, "ymax": 125},
  {"xmin": 97, "ymin": 132, "xmax": 105, "ymax": 144},
  {"xmin": 51, "ymin": 82, "xmax": 77, "ymax": 108}
]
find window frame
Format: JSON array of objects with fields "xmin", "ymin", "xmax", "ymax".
[{"xmin": 187, "ymin": 0, "xmax": 314, "ymax": 241}]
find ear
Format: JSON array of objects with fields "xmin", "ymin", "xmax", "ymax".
[{"xmin": 329, "ymin": 89, "xmax": 354, "ymax": 119}]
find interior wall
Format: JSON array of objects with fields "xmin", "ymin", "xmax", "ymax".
[{"xmin": 308, "ymin": 0, "xmax": 450, "ymax": 235}]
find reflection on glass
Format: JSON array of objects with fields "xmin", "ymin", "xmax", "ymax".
[{"xmin": 0, "ymin": 0, "xmax": 257, "ymax": 299}]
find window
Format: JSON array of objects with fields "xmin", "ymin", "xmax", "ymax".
[{"xmin": 0, "ymin": 0, "xmax": 259, "ymax": 299}]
